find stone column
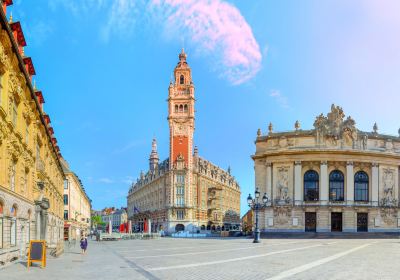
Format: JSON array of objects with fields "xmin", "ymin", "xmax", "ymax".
[
  {"xmin": 294, "ymin": 161, "xmax": 302, "ymax": 205},
  {"xmin": 372, "ymin": 163, "xmax": 379, "ymax": 206},
  {"xmin": 320, "ymin": 161, "xmax": 328, "ymax": 205},
  {"xmin": 346, "ymin": 161, "xmax": 354, "ymax": 204},
  {"xmin": 266, "ymin": 162, "xmax": 272, "ymax": 201},
  {"xmin": 35, "ymin": 207, "xmax": 41, "ymax": 240}
]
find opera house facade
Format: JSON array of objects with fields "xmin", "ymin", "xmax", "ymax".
[{"xmin": 253, "ymin": 105, "xmax": 399, "ymax": 233}]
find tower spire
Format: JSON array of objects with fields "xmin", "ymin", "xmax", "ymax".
[{"xmin": 149, "ymin": 138, "xmax": 159, "ymax": 172}]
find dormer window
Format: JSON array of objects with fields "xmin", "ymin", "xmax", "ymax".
[{"xmin": 180, "ymin": 75, "xmax": 184, "ymax": 85}]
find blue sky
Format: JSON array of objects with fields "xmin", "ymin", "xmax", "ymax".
[{"xmin": 10, "ymin": 0, "xmax": 400, "ymax": 216}]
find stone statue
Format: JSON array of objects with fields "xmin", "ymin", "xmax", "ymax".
[
  {"xmin": 276, "ymin": 167, "xmax": 290, "ymax": 204},
  {"xmin": 380, "ymin": 168, "xmax": 397, "ymax": 207},
  {"xmin": 313, "ymin": 104, "xmax": 358, "ymax": 145}
]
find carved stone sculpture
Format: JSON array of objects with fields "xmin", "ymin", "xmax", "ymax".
[
  {"xmin": 380, "ymin": 168, "xmax": 398, "ymax": 207},
  {"xmin": 275, "ymin": 167, "xmax": 291, "ymax": 204},
  {"xmin": 313, "ymin": 104, "xmax": 358, "ymax": 146}
]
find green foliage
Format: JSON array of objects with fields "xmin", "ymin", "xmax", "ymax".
[{"xmin": 91, "ymin": 215, "xmax": 105, "ymax": 226}]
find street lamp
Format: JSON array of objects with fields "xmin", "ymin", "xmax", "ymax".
[{"xmin": 247, "ymin": 187, "xmax": 269, "ymax": 243}]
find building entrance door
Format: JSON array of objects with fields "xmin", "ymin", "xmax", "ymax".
[
  {"xmin": 305, "ymin": 212, "xmax": 317, "ymax": 232},
  {"xmin": 331, "ymin": 212, "xmax": 342, "ymax": 232},
  {"xmin": 357, "ymin": 213, "xmax": 368, "ymax": 232}
]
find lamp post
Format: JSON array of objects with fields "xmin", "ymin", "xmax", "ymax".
[{"xmin": 247, "ymin": 187, "xmax": 269, "ymax": 243}]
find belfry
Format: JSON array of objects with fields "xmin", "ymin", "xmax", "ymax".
[{"xmin": 127, "ymin": 50, "xmax": 241, "ymax": 234}]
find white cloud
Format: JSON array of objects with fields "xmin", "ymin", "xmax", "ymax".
[
  {"xmin": 98, "ymin": 177, "xmax": 114, "ymax": 184},
  {"xmin": 269, "ymin": 89, "xmax": 289, "ymax": 109},
  {"xmin": 56, "ymin": 0, "xmax": 262, "ymax": 85}
]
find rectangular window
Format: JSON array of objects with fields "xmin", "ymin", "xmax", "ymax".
[
  {"xmin": 64, "ymin": 210, "xmax": 68, "ymax": 220},
  {"xmin": 63, "ymin": 195, "xmax": 68, "ymax": 205},
  {"xmin": 10, "ymin": 161, "xmax": 16, "ymax": 192},
  {"xmin": 176, "ymin": 175, "xmax": 185, "ymax": 184},
  {"xmin": 25, "ymin": 126, "xmax": 29, "ymax": 144},
  {"xmin": 23, "ymin": 170, "xmax": 28, "ymax": 195},
  {"xmin": 177, "ymin": 210, "xmax": 184, "ymax": 220},
  {"xmin": 64, "ymin": 180, "xmax": 68, "ymax": 189},
  {"xmin": 10, "ymin": 218, "xmax": 16, "ymax": 247},
  {"xmin": 12, "ymin": 100, "xmax": 17, "ymax": 127},
  {"xmin": 36, "ymin": 143, "xmax": 40, "ymax": 159}
]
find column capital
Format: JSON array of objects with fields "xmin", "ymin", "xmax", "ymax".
[
  {"xmin": 294, "ymin": 161, "xmax": 302, "ymax": 166},
  {"xmin": 346, "ymin": 161, "xmax": 354, "ymax": 166},
  {"xmin": 321, "ymin": 161, "xmax": 328, "ymax": 165},
  {"xmin": 265, "ymin": 161, "xmax": 272, "ymax": 167},
  {"xmin": 372, "ymin": 162, "xmax": 379, "ymax": 168}
]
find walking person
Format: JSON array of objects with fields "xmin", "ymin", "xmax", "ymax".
[{"xmin": 80, "ymin": 235, "xmax": 88, "ymax": 254}]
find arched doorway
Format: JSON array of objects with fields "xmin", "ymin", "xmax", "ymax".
[{"xmin": 175, "ymin": 224, "xmax": 185, "ymax": 232}]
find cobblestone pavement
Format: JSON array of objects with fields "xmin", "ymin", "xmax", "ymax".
[{"xmin": 1, "ymin": 237, "xmax": 400, "ymax": 280}]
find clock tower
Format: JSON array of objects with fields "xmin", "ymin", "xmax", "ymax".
[{"xmin": 168, "ymin": 49, "xmax": 195, "ymax": 209}]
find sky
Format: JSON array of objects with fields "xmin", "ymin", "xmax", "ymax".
[{"xmin": 9, "ymin": 0, "xmax": 400, "ymax": 216}]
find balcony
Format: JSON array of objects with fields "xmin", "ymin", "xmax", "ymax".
[{"xmin": 208, "ymin": 185, "xmax": 222, "ymax": 191}]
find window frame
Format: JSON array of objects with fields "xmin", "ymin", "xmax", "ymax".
[
  {"xmin": 329, "ymin": 170, "xmax": 345, "ymax": 201},
  {"xmin": 354, "ymin": 171, "xmax": 369, "ymax": 202},
  {"xmin": 303, "ymin": 170, "xmax": 319, "ymax": 201}
]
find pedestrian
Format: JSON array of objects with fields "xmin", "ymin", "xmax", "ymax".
[
  {"xmin": 80, "ymin": 235, "xmax": 88, "ymax": 254},
  {"xmin": 96, "ymin": 231, "xmax": 100, "ymax": 242}
]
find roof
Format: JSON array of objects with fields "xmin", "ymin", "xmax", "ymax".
[
  {"xmin": 9, "ymin": 21, "xmax": 26, "ymax": 47},
  {"xmin": 34, "ymin": 90, "xmax": 45, "ymax": 104},
  {"xmin": 23, "ymin": 56, "xmax": 36, "ymax": 75}
]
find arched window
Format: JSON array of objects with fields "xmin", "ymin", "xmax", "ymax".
[
  {"xmin": 179, "ymin": 105, "xmax": 183, "ymax": 113},
  {"xmin": 329, "ymin": 170, "xmax": 344, "ymax": 201},
  {"xmin": 184, "ymin": 104, "xmax": 188, "ymax": 113},
  {"xmin": 175, "ymin": 105, "xmax": 178, "ymax": 113},
  {"xmin": 201, "ymin": 225, "xmax": 205, "ymax": 231},
  {"xmin": 355, "ymin": 171, "xmax": 369, "ymax": 202},
  {"xmin": 180, "ymin": 75, "xmax": 184, "ymax": 85},
  {"xmin": 304, "ymin": 170, "xmax": 319, "ymax": 201}
]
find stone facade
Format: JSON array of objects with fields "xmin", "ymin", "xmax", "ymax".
[
  {"xmin": 0, "ymin": 2, "xmax": 65, "ymax": 266},
  {"xmin": 101, "ymin": 208, "xmax": 127, "ymax": 230},
  {"xmin": 62, "ymin": 159, "xmax": 91, "ymax": 241},
  {"xmin": 127, "ymin": 50, "xmax": 241, "ymax": 234},
  {"xmin": 253, "ymin": 105, "xmax": 400, "ymax": 233}
]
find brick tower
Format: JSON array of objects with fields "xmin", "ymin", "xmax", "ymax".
[{"xmin": 168, "ymin": 49, "xmax": 195, "ymax": 222}]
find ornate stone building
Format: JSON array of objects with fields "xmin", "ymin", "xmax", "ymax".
[
  {"xmin": 0, "ymin": 1, "xmax": 65, "ymax": 265},
  {"xmin": 61, "ymin": 159, "xmax": 91, "ymax": 241},
  {"xmin": 253, "ymin": 105, "xmax": 400, "ymax": 233},
  {"xmin": 127, "ymin": 50, "xmax": 241, "ymax": 234}
]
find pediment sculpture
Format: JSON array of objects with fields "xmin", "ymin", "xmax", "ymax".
[{"xmin": 313, "ymin": 104, "xmax": 358, "ymax": 145}]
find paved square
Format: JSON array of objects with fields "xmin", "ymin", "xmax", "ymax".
[{"xmin": 1, "ymin": 237, "xmax": 400, "ymax": 280}]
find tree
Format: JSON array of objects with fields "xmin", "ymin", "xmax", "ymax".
[{"xmin": 92, "ymin": 215, "xmax": 105, "ymax": 227}]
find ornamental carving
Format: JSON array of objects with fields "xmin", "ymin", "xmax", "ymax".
[
  {"xmin": 273, "ymin": 206, "xmax": 292, "ymax": 225},
  {"xmin": 380, "ymin": 168, "xmax": 397, "ymax": 207},
  {"xmin": 174, "ymin": 123, "xmax": 188, "ymax": 135},
  {"xmin": 0, "ymin": 43, "xmax": 8, "ymax": 67},
  {"xmin": 314, "ymin": 104, "xmax": 358, "ymax": 145},
  {"xmin": 8, "ymin": 72, "xmax": 23, "ymax": 99},
  {"xmin": 380, "ymin": 208, "xmax": 397, "ymax": 225},
  {"xmin": 275, "ymin": 167, "xmax": 291, "ymax": 204}
]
